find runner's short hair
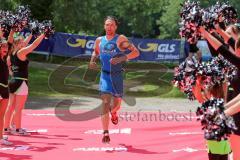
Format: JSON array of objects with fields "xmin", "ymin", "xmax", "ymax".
[{"xmin": 104, "ymin": 16, "xmax": 119, "ymax": 26}]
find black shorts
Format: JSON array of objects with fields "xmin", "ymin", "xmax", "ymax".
[
  {"xmin": 208, "ymin": 153, "xmax": 228, "ymax": 160},
  {"xmin": 189, "ymin": 43, "xmax": 199, "ymax": 53},
  {"xmin": 9, "ymin": 79, "xmax": 28, "ymax": 94},
  {"xmin": 0, "ymin": 86, "xmax": 9, "ymax": 99}
]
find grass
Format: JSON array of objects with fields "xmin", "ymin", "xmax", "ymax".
[
  {"xmin": 28, "ymin": 64, "xmax": 185, "ymax": 98},
  {"xmin": 161, "ymin": 87, "xmax": 186, "ymax": 98},
  {"xmin": 28, "ymin": 67, "xmax": 52, "ymax": 97}
]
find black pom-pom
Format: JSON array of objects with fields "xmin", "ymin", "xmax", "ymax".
[
  {"xmin": 173, "ymin": 57, "xmax": 199, "ymax": 100},
  {"xmin": 39, "ymin": 20, "xmax": 55, "ymax": 38},
  {"xmin": 173, "ymin": 55, "xmax": 237, "ymax": 101},
  {"xmin": 0, "ymin": 5, "xmax": 55, "ymax": 38},
  {"xmin": 179, "ymin": 1, "xmax": 238, "ymax": 40},
  {"xmin": 196, "ymin": 98, "xmax": 237, "ymax": 141}
]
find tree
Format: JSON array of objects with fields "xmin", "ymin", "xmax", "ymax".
[
  {"xmin": 51, "ymin": 0, "xmax": 102, "ymax": 35},
  {"xmin": 2, "ymin": 0, "xmax": 239, "ymax": 38},
  {"xmin": 111, "ymin": 0, "xmax": 168, "ymax": 37},
  {"xmin": 158, "ymin": 0, "xmax": 240, "ymax": 39},
  {"xmin": 0, "ymin": 0, "xmax": 17, "ymax": 10},
  {"xmin": 17, "ymin": 0, "xmax": 54, "ymax": 21},
  {"xmin": 52, "ymin": 0, "xmax": 168, "ymax": 37},
  {"xmin": 158, "ymin": 0, "xmax": 184, "ymax": 39}
]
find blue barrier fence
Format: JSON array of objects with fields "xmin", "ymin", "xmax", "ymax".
[{"xmin": 23, "ymin": 32, "xmax": 212, "ymax": 62}]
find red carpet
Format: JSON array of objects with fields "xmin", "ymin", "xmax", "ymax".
[{"xmin": 0, "ymin": 110, "xmax": 207, "ymax": 160}]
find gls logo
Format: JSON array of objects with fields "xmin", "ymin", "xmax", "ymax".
[
  {"xmin": 138, "ymin": 43, "xmax": 176, "ymax": 53},
  {"xmin": 67, "ymin": 38, "xmax": 95, "ymax": 49}
]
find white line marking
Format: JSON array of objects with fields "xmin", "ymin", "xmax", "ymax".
[
  {"xmin": 0, "ymin": 146, "xmax": 30, "ymax": 151},
  {"xmin": 84, "ymin": 128, "xmax": 131, "ymax": 134},
  {"xmin": 28, "ymin": 129, "xmax": 48, "ymax": 133},
  {"xmin": 73, "ymin": 147, "xmax": 128, "ymax": 152},
  {"xmin": 173, "ymin": 147, "xmax": 206, "ymax": 153},
  {"xmin": 177, "ymin": 116, "xmax": 198, "ymax": 119},
  {"xmin": 169, "ymin": 132, "xmax": 202, "ymax": 136},
  {"xmin": 26, "ymin": 113, "xmax": 65, "ymax": 117},
  {"xmin": 119, "ymin": 115, "xmax": 133, "ymax": 118}
]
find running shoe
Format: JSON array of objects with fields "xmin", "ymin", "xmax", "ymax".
[
  {"xmin": 111, "ymin": 111, "xmax": 118, "ymax": 125},
  {"xmin": 102, "ymin": 130, "xmax": 110, "ymax": 144}
]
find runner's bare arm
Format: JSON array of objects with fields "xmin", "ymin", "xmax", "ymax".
[
  {"xmin": 117, "ymin": 35, "xmax": 139, "ymax": 60},
  {"xmin": 111, "ymin": 35, "xmax": 139, "ymax": 65},
  {"xmin": 90, "ymin": 37, "xmax": 101, "ymax": 62},
  {"xmin": 89, "ymin": 37, "xmax": 101, "ymax": 70}
]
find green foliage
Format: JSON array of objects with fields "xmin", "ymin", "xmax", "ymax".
[
  {"xmin": 51, "ymin": 0, "xmax": 168, "ymax": 37},
  {"xmin": 158, "ymin": 0, "xmax": 184, "ymax": 39},
  {"xmin": 199, "ymin": 0, "xmax": 240, "ymax": 15},
  {"xmin": 0, "ymin": 0, "xmax": 17, "ymax": 10},
  {"xmin": 1, "ymin": 0, "xmax": 240, "ymax": 38},
  {"xmin": 17, "ymin": 0, "xmax": 54, "ymax": 21},
  {"xmin": 111, "ymin": 0, "xmax": 168, "ymax": 37}
]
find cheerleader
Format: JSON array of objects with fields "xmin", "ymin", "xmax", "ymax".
[
  {"xmin": 193, "ymin": 76, "xmax": 231, "ymax": 160},
  {"xmin": 0, "ymin": 36, "xmax": 12, "ymax": 145},
  {"xmin": 4, "ymin": 32, "xmax": 44, "ymax": 135},
  {"xmin": 200, "ymin": 26, "xmax": 240, "ymax": 160}
]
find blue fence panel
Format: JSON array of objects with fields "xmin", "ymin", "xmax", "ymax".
[
  {"xmin": 131, "ymin": 38, "xmax": 181, "ymax": 62},
  {"xmin": 21, "ymin": 31, "xmax": 215, "ymax": 62}
]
